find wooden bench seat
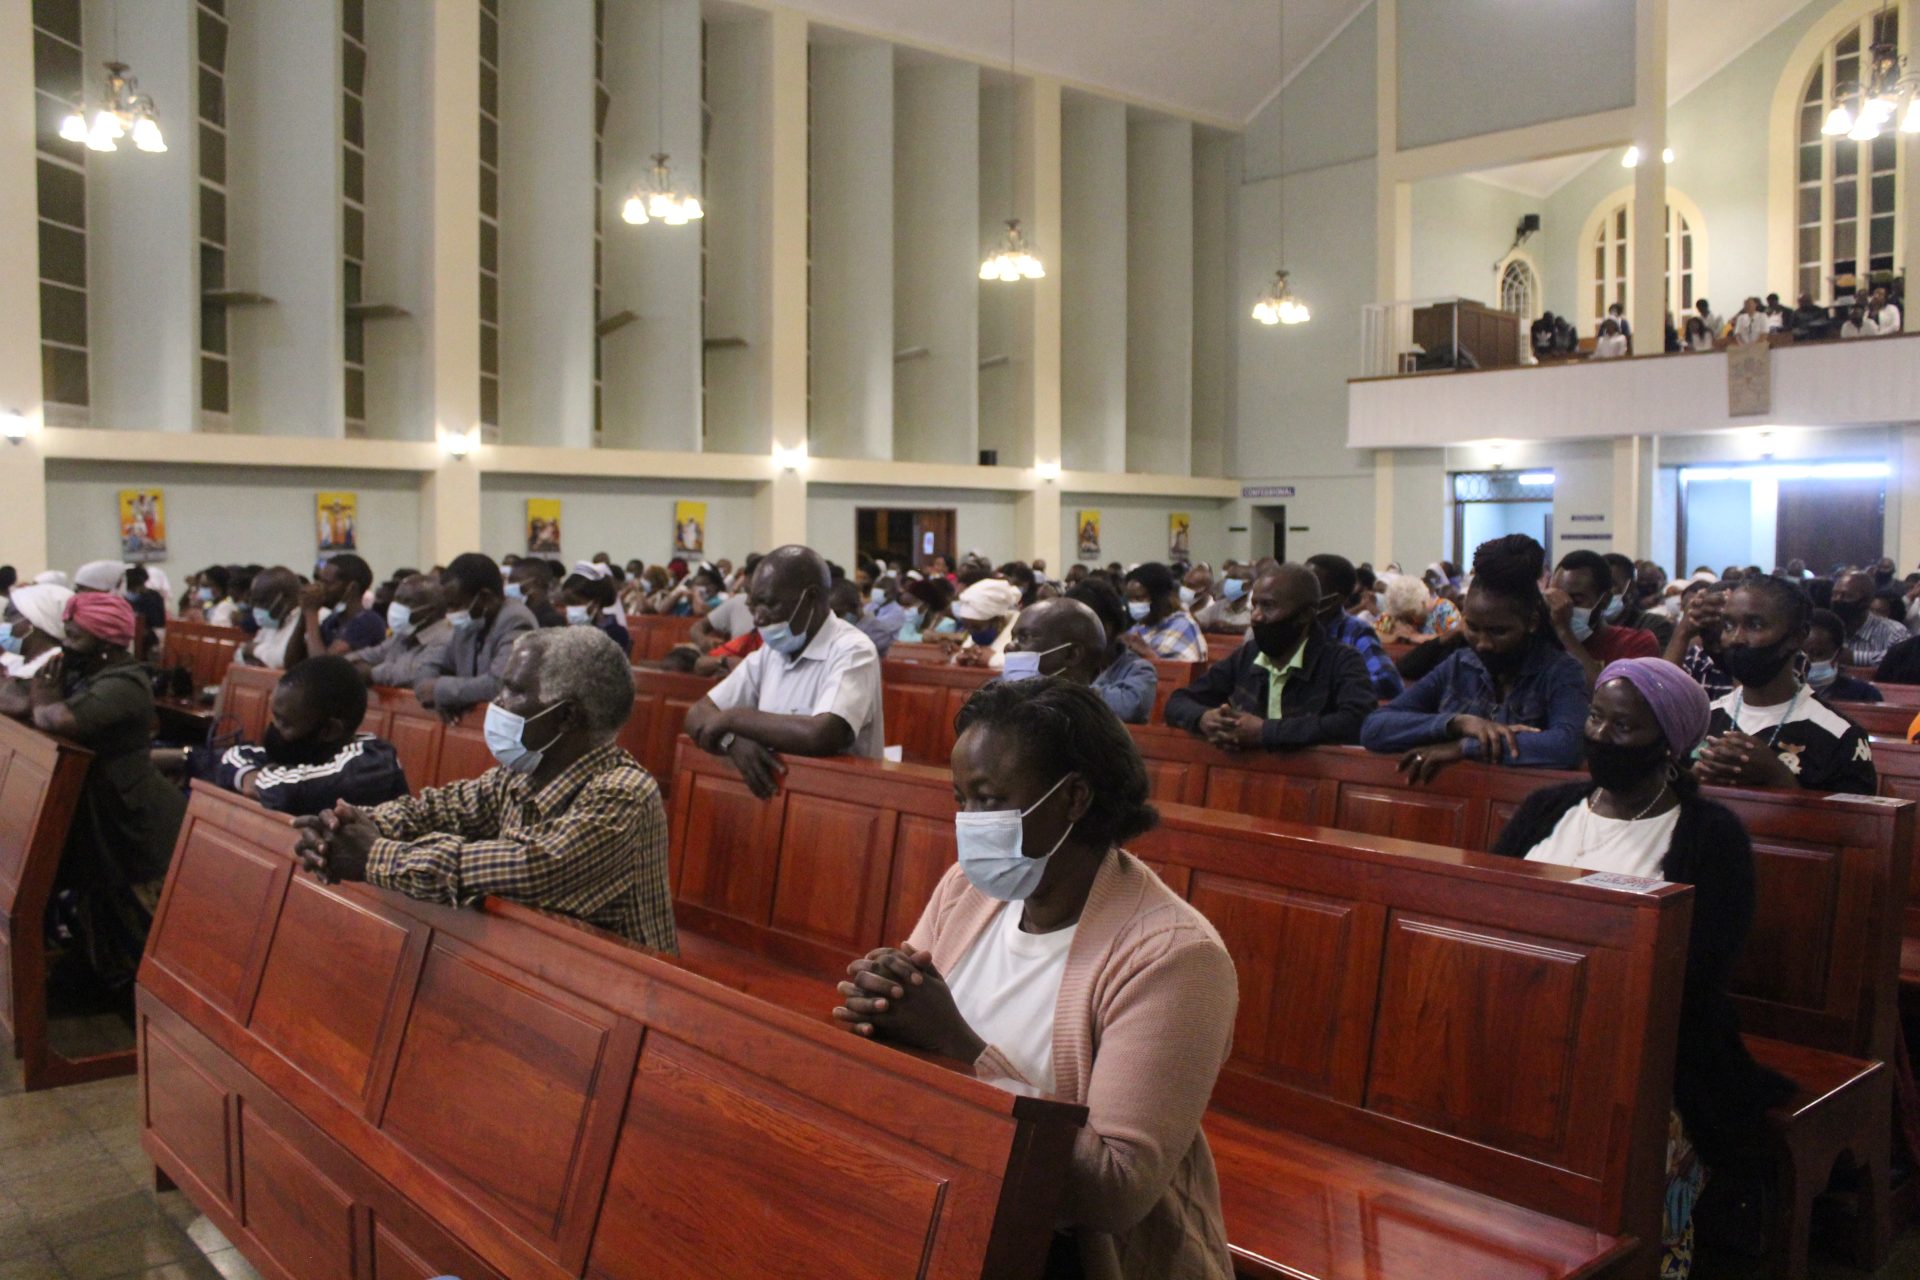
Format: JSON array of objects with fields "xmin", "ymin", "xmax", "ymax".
[
  {"xmin": 152, "ymin": 621, "xmax": 247, "ymax": 736},
  {"xmin": 138, "ymin": 782, "xmax": 1088, "ymax": 1280}
]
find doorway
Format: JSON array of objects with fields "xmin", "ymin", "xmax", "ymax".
[
  {"xmin": 1451, "ymin": 470, "xmax": 1555, "ymax": 566},
  {"xmin": 857, "ymin": 508, "xmax": 956, "ymax": 572},
  {"xmin": 1251, "ymin": 505, "xmax": 1286, "ymax": 563},
  {"xmin": 1676, "ymin": 463, "xmax": 1887, "ymax": 573}
]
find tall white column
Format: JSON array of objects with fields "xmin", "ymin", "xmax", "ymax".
[
  {"xmin": 1126, "ymin": 119, "xmax": 1193, "ymax": 475},
  {"xmin": 978, "ymin": 79, "xmax": 1016, "ymax": 463},
  {"xmin": 893, "ymin": 57, "xmax": 979, "ymax": 465},
  {"xmin": 1060, "ymin": 95, "xmax": 1125, "ymax": 473},
  {"xmin": 84, "ymin": 0, "xmax": 196, "ymax": 432},
  {"xmin": 760, "ymin": 8, "xmax": 808, "ymax": 548},
  {"xmin": 704, "ymin": 14, "xmax": 771, "ymax": 457},
  {"xmin": 1191, "ymin": 132, "xmax": 1230, "ymax": 479},
  {"xmin": 1610, "ymin": 435, "xmax": 1654, "ymax": 559},
  {"xmin": 1629, "ymin": 0, "xmax": 1668, "ymax": 354},
  {"xmin": 1016, "ymin": 76, "xmax": 1063, "ymax": 568},
  {"xmin": 602, "ymin": 0, "xmax": 702, "ymax": 452},
  {"xmin": 497, "ymin": 0, "xmax": 593, "ymax": 445},
  {"xmin": 0, "ymin": 0, "xmax": 49, "ymax": 570},
  {"xmin": 227, "ymin": 0, "xmax": 344, "ymax": 436},
  {"xmin": 808, "ymin": 41, "xmax": 893, "ymax": 461}
]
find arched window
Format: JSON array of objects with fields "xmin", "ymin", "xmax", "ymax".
[
  {"xmin": 1794, "ymin": 6, "xmax": 1900, "ymax": 302},
  {"xmin": 1578, "ymin": 193, "xmax": 1701, "ymax": 332},
  {"xmin": 1499, "ymin": 258, "xmax": 1538, "ymax": 318}
]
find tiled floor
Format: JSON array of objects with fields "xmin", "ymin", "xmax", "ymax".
[{"xmin": 0, "ymin": 1046, "xmax": 261, "ymax": 1280}]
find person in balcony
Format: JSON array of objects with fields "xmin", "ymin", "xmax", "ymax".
[
  {"xmin": 1692, "ymin": 297, "xmax": 1723, "ymax": 341},
  {"xmin": 1530, "ymin": 311, "xmax": 1559, "ymax": 359},
  {"xmin": 1605, "ymin": 301, "xmax": 1633, "ymax": 347},
  {"xmin": 1730, "ymin": 297, "xmax": 1771, "ymax": 346},
  {"xmin": 1682, "ymin": 314, "xmax": 1714, "ymax": 352},
  {"xmin": 1840, "ymin": 304, "xmax": 1878, "ymax": 339},
  {"xmin": 1869, "ymin": 285, "xmax": 1901, "ymax": 335},
  {"xmin": 1590, "ymin": 318, "xmax": 1628, "ymax": 359},
  {"xmin": 1790, "ymin": 293, "xmax": 1830, "ymax": 340},
  {"xmin": 1763, "ymin": 293, "xmax": 1790, "ymax": 331}
]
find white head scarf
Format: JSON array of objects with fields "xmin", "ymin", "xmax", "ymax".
[
  {"xmin": 953, "ymin": 578, "xmax": 1023, "ymax": 623},
  {"xmin": 9, "ymin": 583, "xmax": 73, "ymax": 640}
]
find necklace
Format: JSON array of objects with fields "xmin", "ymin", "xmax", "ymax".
[{"xmin": 1586, "ymin": 781, "xmax": 1670, "ymax": 823}]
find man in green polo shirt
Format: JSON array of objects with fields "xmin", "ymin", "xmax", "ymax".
[{"xmin": 1163, "ymin": 563, "xmax": 1378, "ymax": 750}]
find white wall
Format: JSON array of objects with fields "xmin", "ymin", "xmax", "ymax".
[
  {"xmin": 362, "ymin": 0, "xmax": 434, "ymax": 442},
  {"xmin": 1126, "ymin": 118, "xmax": 1193, "ymax": 474},
  {"xmin": 1192, "ymin": 132, "xmax": 1231, "ymax": 478},
  {"xmin": 479, "ymin": 475, "xmax": 758, "ymax": 566},
  {"xmin": 805, "ymin": 484, "xmax": 1017, "ymax": 567},
  {"xmin": 1060, "ymin": 95, "xmax": 1128, "ymax": 472},
  {"xmin": 44, "ymin": 460, "xmax": 425, "ymax": 579},
  {"xmin": 1242, "ymin": 2, "xmax": 1377, "ymax": 181},
  {"xmin": 977, "ymin": 78, "xmax": 1017, "ymax": 464},
  {"xmin": 1410, "ymin": 177, "xmax": 1539, "ymax": 307},
  {"xmin": 701, "ymin": 15, "xmax": 771, "ymax": 455}
]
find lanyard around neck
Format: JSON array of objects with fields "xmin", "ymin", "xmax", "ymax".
[{"xmin": 1730, "ymin": 682, "xmax": 1803, "ymax": 747}]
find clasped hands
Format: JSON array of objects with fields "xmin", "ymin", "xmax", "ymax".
[
  {"xmin": 1196, "ymin": 703, "xmax": 1265, "ymax": 751},
  {"xmin": 1397, "ymin": 714, "xmax": 1539, "ymax": 783},
  {"xmin": 291, "ymin": 800, "xmax": 382, "ymax": 884},
  {"xmin": 832, "ymin": 944, "xmax": 984, "ymax": 1065},
  {"xmin": 687, "ymin": 708, "xmax": 787, "ymax": 798},
  {"xmin": 1693, "ymin": 729, "xmax": 1794, "ymax": 788}
]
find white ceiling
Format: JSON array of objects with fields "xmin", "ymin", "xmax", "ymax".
[{"xmin": 787, "ymin": 0, "xmax": 1819, "ymax": 134}]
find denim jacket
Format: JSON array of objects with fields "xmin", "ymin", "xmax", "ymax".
[{"xmin": 1358, "ymin": 638, "xmax": 1587, "ymax": 768}]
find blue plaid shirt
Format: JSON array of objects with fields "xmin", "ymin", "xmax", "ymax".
[{"xmin": 1328, "ymin": 612, "xmax": 1403, "ymax": 701}]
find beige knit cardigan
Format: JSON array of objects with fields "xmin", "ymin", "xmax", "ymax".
[{"xmin": 908, "ymin": 848, "xmax": 1238, "ymax": 1280}]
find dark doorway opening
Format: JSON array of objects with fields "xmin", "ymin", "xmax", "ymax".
[{"xmin": 856, "ymin": 508, "xmax": 956, "ymax": 573}]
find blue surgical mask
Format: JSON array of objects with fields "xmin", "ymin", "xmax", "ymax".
[
  {"xmin": 969, "ymin": 624, "xmax": 1002, "ymax": 647},
  {"xmin": 1807, "ymin": 659, "xmax": 1839, "ymax": 688},
  {"xmin": 504, "ymin": 581, "xmax": 525, "ymax": 601},
  {"xmin": 757, "ymin": 588, "xmax": 815, "ymax": 657},
  {"xmin": 123, "ymin": 589, "xmax": 141, "ymax": 602},
  {"xmin": 0, "ymin": 630, "xmax": 22, "ymax": 655},
  {"xmin": 954, "ymin": 773, "xmax": 1075, "ymax": 901},
  {"xmin": 482, "ymin": 701, "xmax": 565, "ymax": 775},
  {"xmin": 1127, "ymin": 600, "xmax": 1151, "ymax": 622},
  {"xmin": 1001, "ymin": 642, "xmax": 1068, "ymax": 682},
  {"xmin": 565, "ymin": 604, "xmax": 593, "ymax": 626},
  {"xmin": 1601, "ymin": 595, "xmax": 1624, "ymax": 624},
  {"xmin": 252, "ymin": 606, "xmax": 279, "ymax": 630},
  {"xmin": 1178, "ymin": 586, "xmax": 1196, "ymax": 608},
  {"xmin": 706, "ymin": 595, "xmax": 724, "ymax": 609},
  {"xmin": 1568, "ymin": 603, "xmax": 1596, "ymax": 642},
  {"xmin": 387, "ymin": 602, "xmax": 414, "ymax": 636},
  {"xmin": 447, "ymin": 609, "xmax": 475, "ymax": 632},
  {"xmin": 196, "ymin": 587, "xmax": 215, "ymax": 603},
  {"xmin": 870, "ymin": 587, "xmax": 885, "ymax": 606},
  {"xmin": 1221, "ymin": 577, "xmax": 1247, "ymax": 601}
]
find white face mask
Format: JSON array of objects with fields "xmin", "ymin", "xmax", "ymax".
[
  {"xmin": 1178, "ymin": 585, "xmax": 1196, "ymax": 607},
  {"xmin": 1000, "ymin": 642, "xmax": 1070, "ymax": 682},
  {"xmin": 954, "ymin": 773, "xmax": 1075, "ymax": 900}
]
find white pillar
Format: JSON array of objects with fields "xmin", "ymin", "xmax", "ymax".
[
  {"xmin": 602, "ymin": 0, "xmax": 702, "ymax": 452},
  {"xmin": 227, "ymin": 0, "xmax": 344, "ymax": 436},
  {"xmin": 1, "ymin": 0, "xmax": 49, "ymax": 571},
  {"xmin": 497, "ymin": 0, "xmax": 593, "ymax": 446},
  {"xmin": 1060, "ymin": 95, "xmax": 1126, "ymax": 473},
  {"xmin": 893, "ymin": 57, "xmax": 979, "ymax": 465},
  {"xmin": 760, "ymin": 8, "xmax": 808, "ymax": 548},
  {"xmin": 84, "ymin": 0, "xmax": 196, "ymax": 433},
  {"xmin": 808, "ymin": 41, "xmax": 893, "ymax": 461},
  {"xmin": 1017, "ymin": 75, "xmax": 1063, "ymax": 566},
  {"xmin": 978, "ymin": 79, "xmax": 1016, "ymax": 463},
  {"xmin": 1611, "ymin": 435, "xmax": 1654, "ymax": 559},
  {"xmin": 1126, "ymin": 119, "xmax": 1193, "ymax": 475},
  {"xmin": 1191, "ymin": 132, "xmax": 1230, "ymax": 479},
  {"xmin": 703, "ymin": 14, "xmax": 771, "ymax": 457},
  {"xmin": 1629, "ymin": 0, "xmax": 1668, "ymax": 353}
]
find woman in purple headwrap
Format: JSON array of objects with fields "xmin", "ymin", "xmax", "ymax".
[{"xmin": 1493, "ymin": 658, "xmax": 1793, "ymax": 1277}]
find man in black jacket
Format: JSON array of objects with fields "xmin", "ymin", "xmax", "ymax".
[{"xmin": 1163, "ymin": 563, "xmax": 1376, "ymax": 749}]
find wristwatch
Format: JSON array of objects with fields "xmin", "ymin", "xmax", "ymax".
[{"xmin": 717, "ymin": 732, "xmax": 736, "ymax": 753}]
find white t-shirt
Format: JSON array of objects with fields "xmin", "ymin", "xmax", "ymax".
[
  {"xmin": 706, "ymin": 592, "xmax": 754, "ymax": 639},
  {"xmin": 1716, "ymin": 688, "xmax": 1850, "ymax": 740},
  {"xmin": 707, "ymin": 612, "xmax": 885, "ymax": 757},
  {"xmin": 246, "ymin": 613, "xmax": 300, "ymax": 668},
  {"xmin": 1525, "ymin": 800, "xmax": 1679, "ymax": 878},
  {"xmin": 945, "ymin": 901, "xmax": 1077, "ymax": 1093},
  {"xmin": 1731, "ymin": 312, "xmax": 1771, "ymax": 345},
  {"xmin": 1593, "ymin": 333, "xmax": 1628, "ymax": 359},
  {"xmin": 1876, "ymin": 302, "xmax": 1902, "ymax": 333}
]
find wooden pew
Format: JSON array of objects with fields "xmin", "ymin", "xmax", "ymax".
[
  {"xmin": 1203, "ymin": 630, "xmax": 1245, "ymax": 663},
  {"xmin": 153, "ymin": 621, "xmax": 246, "ymax": 736},
  {"xmin": 624, "ymin": 612, "xmax": 697, "ymax": 662},
  {"xmin": 137, "ymin": 782, "xmax": 1085, "ymax": 1280},
  {"xmin": 665, "ymin": 745, "xmax": 1692, "ymax": 1278},
  {"xmin": 0, "ymin": 713, "xmax": 117, "ymax": 1091},
  {"xmin": 880, "ymin": 660, "xmax": 992, "ymax": 765}
]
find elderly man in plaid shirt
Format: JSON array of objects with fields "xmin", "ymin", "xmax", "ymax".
[{"xmin": 293, "ymin": 625, "xmax": 674, "ymax": 952}]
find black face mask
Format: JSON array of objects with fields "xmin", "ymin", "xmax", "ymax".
[
  {"xmin": 1831, "ymin": 598, "xmax": 1869, "ymax": 630},
  {"xmin": 1476, "ymin": 642, "xmax": 1527, "ymax": 676},
  {"xmin": 1252, "ymin": 617, "xmax": 1307, "ymax": 664},
  {"xmin": 263, "ymin": 724, "xmax": 341, "ymax": 767},
  {"xmin": 1585, "ymin": 737, "xmax": 1671, "ymax": 792},
  {"xmin": 1719, "ymin": 640, "xmax": 1796, "ymax": 687}
]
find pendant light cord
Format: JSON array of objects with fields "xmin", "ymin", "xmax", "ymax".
[
  {"xmin": 656, "ymin": 0, "xmax": 665, "ymax": 154},
  {"xmin": 1275, "ymin": 0, "xmax": 1286, "ymax": 267},
  {"xmin": 1008, "ymin": 0, "xmax": 1018, "ymax": 225}
]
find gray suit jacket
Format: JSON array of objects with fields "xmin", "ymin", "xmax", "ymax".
[{"xmin": 417, "ymin": 600, "xmax": 538, "ymax": 711}]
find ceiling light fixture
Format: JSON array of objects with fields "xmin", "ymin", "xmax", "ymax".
[
  {"xmin": 1620, "ymin": 145, "xmax": 1675, "ymax": 168},
  {"xmin": 1821, "ymin": 14, "xmax": 1920, "ymax": 140},
  {"xmin": 58, "ymin": 60, "xmax": 166, "ymax": 154},
  {"xmin": 981, "ymin": 0, "xmax": 1044, "ymax": 283},
  {"xmin": 1252, "ymin": 0, "xmax": 1307, "ymax": 326},
  {"xmin": 622, "ymin": 2, "xmax": 703, "ymax": 226}
]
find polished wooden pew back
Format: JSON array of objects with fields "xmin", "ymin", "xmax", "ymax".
[
  {"xmin": 665, "ymin": 745, "xmax": 1690, "ymax": 1273},
  {"xmin": 138, "ymin": 783, "xmax": 1085, "ymax": 1280},
  {"xmin": 157, "ymin": 621, "xmax": 246, "ymax": 696},
  {"xmin": 0, "ymin": 713, "xmax": 105, "ymax": 1090},
  {"xmin": 624, "ymin": 611, "xmax": 697, "ymax": 662}
]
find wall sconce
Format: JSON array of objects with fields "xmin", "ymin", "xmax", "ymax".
[
  {"xmin": 773, "ymin": 442, "xmax": 808, "ymax": 473},
  {"xmin": 1, "ymin": 411, "xmax": 32, "ymax": 445},
  {"xmin": 439, "ymin": 427, "xmax": 477, "ymax": 459},
  {"xmin": 1035, "ymin": 459, "xmax": 1061, "ymax": 483}
]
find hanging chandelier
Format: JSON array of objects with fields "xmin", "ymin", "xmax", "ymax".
[
  {"xmin": 1821, "ymin": 27, "xmax": 1920, "ymax": 140},
  {"xmin": 621, "ymin": 153, "xmax": 703, "ymax": 225},
  {"xmin": 57, "ymin": 61, "xmax": 167, "ymax": 154},
  {"xmin": 1252, "ymin": 270, "xmax": 1309, "ymax": 325},
  {"xmin": 623, "ymin": 2, "xmax": 703, "ymax": 227},
  {"xmin": 981, "ymin": 0, "xmax": 1043, "ymax": 283},
  {"xmin": 1251, "ymin": 1, "xmax": 1306, "ymax": 326}
]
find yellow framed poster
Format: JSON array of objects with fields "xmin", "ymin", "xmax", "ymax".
[
  {"xmin": 1168, "ymin": 513, "xmax": 1191, "ymax": 561},
  {"xmin": 317, "ymin": 492, "xmax": 358, "ymax": 553},
  {"xmin": 526, "ymin": 499, "xmax": 563, "ymax": 555},
  {"xmin": 118, "ymin": 489, "xmax": 167, "ymax": 562},
  {"xmin": 1076, "ymin": 510, "xmax": 1101, "ymax": 561},
  {"xmin": 674, "ymin": 501, "xmax": 706, "ymax": 555}
]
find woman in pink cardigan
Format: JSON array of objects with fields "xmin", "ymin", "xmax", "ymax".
[{"xmin": 833, "ymin": 680, "xmax": 1238, "ymax": 1278}]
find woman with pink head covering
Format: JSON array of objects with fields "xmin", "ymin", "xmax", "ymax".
[
  {"xmin": 1491, "ymin": 657, "xmax": 1792, "ymax": 1275},
  {"xmin": 0, "ymin": 589, "xmax": 186, "ymax": 999}
]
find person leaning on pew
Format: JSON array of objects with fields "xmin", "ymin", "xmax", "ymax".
[
  {"xmin": 1492, "ymin": 658, "xmax": 1793, "ymax": 1271},
  {"xmin": 346, "ymin": 572, "xmax": 451, "ymax": 687},
  {"xmin": 1066, "ymin": 577, "xmax": 1159, "ymax": 726},
  {"xmin": 412, "ymin": 552, "xmax": 538, "ymax": 721},
  {"xmin": 684, "ymin": 544, "xmax": 885, "ymax": 798},
  {"xmin": 1163, "ymin": 563, "xmax": 1376, "ymax": 751},
  {"xmin": 833, "ymin": 680, "xmax": 1237, "ymax": 1279},
  {"xmin": 1359, "ymin": 534, "xmax": 1588, "ymax": 780},
  {"xmin": 291, "ymin": 627, "xmax": 675, "ymax": 952}
]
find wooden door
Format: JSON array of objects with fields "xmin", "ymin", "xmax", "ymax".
[
  {"xmin": 911, "ymin": 511, "xmax": 955, "ymax": 570},
  {"xmin": 1775, "ymin": 477, "xmax": 1884, "ymax": 571}
]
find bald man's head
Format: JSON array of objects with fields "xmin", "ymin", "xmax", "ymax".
[
  {"xmin": 392, "ymin": 572, "xmax": 444, "ymax": 624},
  {"xmin": 749, "ymin": 544, "xmax": 832, "ymax": 643},
  {"xmin": 1006, "ymin": 598, "xmax": 1108, "ymax": 685}
]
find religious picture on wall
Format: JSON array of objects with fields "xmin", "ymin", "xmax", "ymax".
[
  {"xmin": 526, "ymin": 499, "xmax": 563, "ymax": 555},
  {"xmin": 1077, "ymin": 510, "xmax": 1101, "ymax": 561},
  {"xmin": 674, "ymin": 501, "xmax": 706, "ymax": 556},
  {"xmin": 118, "ymin": 489, "xmax": 167, "ymax": 562},
  {"xmin": 1169, "ymin": 513, "xmax": 1191, "ymax": 561},
  {"xmin": 316, "ymin": 492, "xmax": 358, "ymax": 554}
]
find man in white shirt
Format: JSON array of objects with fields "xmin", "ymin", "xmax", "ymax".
[
  {"xmin": 1730, "ymin": 298, "xmax": 1771, "ymax": 346},
  {"xmin": 1841, "ymin": 305, "xmax": 1878, "ymax": 339},
  {"xmin": 1869, "ymin": 286, "xmax": 1902, "ymax": 336},
  {"xmin": 684, "ymin": 544, "xmax": 884, "ymax": 797},
  {"xmin": 1591, "ymin": 319, "xmax": 1629, "ymax": 359},
  {"xmin": 241, "ymin": 566, "xmax": 307, "ymax": 669}
]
